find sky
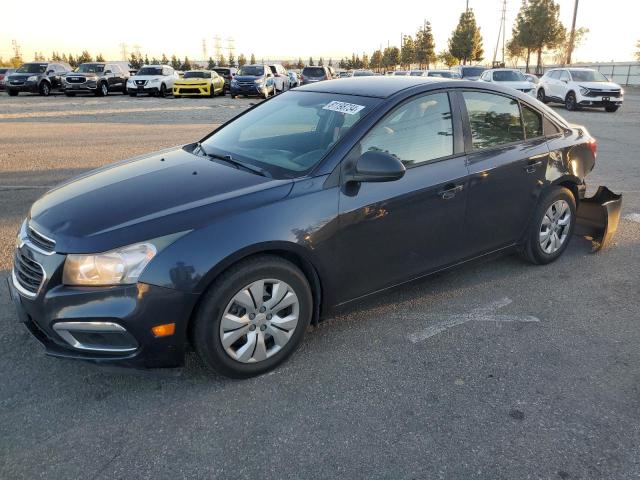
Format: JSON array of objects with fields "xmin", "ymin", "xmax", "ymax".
[{"xmin": 1, "ymin": 0, "xmax": 638, "ymax": 64}]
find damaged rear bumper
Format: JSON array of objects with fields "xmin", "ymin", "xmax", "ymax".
[{"xmin": 575, "ymin": 186, "xmax": 622, "ymax": 250}]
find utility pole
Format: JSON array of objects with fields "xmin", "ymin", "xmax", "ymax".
[
  {"xmin": 202, "ymin": 39, "xmax": 207, "ymax": 62},
  {"xmin": 466, "ymin": 0, "xmax": 469, "ymax": 12},
  {"xmin": 119, "ymin": 43, "xmax": 128, "ymax": 61},
  {"xmin": 492, "ymin": 0, "xmax": 507, "ymax": 67},
  {"xmin": 566, "ymin": 0, "xmax": 579, "ymax": 65}
]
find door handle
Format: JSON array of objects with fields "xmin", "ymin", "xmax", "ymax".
[
  {"xmin": 439, "ymin": 184, "xmax": 464, "ymax": 200},
  {"xmin": 524, "ymin": 160, "xmax": 543, "ymax": 173}
]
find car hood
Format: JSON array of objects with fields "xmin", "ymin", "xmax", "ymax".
[
  {"xmin": 29, "ymin": 146, "xmax": 293, "ymax": 253},
  {"xmin": 8, "ymin": 73, "xmax": 37, "ymax": 80},
  {"xmin": 576, "ymin": 81, "xmax": 621, "ymax": 91},
  {"xmin": 496, "ymin": 81, "xmax": 535, "ymax": 90},
  {"xmin": 130, "ymin": 75, "xmax": 167, "ymax": 81},
  {"xmin": 175, "ymin": 78, "xmax": 211, "ymax": 84}
]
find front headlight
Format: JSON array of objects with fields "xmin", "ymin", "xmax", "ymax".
[
  {"xmin": 63, "ymin": 242, "xmax": 157, "ymax": 286},
  {"xmin": 579, "ymin": 86, "xmax": 589, "ymax": 95},
  {"xmin": 254, "ymin": 79, "xmax": 264, "ymax": 86},
  {"xmin": 149, "ymin": 78, "xmax": 159, "ymax": 83},
  {"xmin": 127, "ymin": 78, "xmax": 134, "ymax": 84},
  {"xmin": 27, "ymin": 75, "xmax": 38, "ymax": 81},
  {"xmin": 231, "ymin": 79, "xmax": 238, "ymax": 86}
]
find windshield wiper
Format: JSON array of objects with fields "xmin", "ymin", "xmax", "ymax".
[{"xmin": 196, "ymin": 142, "xmax": 271, "ymax": 178}]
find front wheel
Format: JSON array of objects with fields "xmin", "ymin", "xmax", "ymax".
[
  {"xmin": 605, "ymin": 105, "xmax": 619, "ymax": 113},
  {"xmin": 159, "ymin": 83, "xmax": 166, "ymax": 97},
  {"xmin": 565, "ymin": 92, "xmax": 579, "ymax": 111},
  {"xmin": 96, "ymin": 82, "xmax": 108, "ymax": 97},
  {"xmin": 39, "ymin": 82, "xmax": 51, "ymax": 96},
  {"xmin": 537, "ymin": 88, "xmax": 547, "ymax": 103},
  {"xmin": 191, "ymin": 255, "xmax": 313, "ymax": 378},
  {"xmin": 521, "ymin": 186, "xmax": 576, "ymax": 265}
]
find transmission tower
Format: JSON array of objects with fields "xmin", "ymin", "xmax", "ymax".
[
  {"xmin": 133, "ymin": 44, "xmax": 142, "ymax": 57},
  {"xmin": 11, "ymin": 39, "xmax": 21, "ymax": 59},
  {"xmin": 492, "ymin": 0, "xmax": 507, "ymax": 67},
  {"xmin": 213, "ymin": 36, "xmax": 222, "ymax": 58},
  {"xmin": 202, "ymin": 39, "xmax": 207, "ymax": 61},
  {"xmin": 226, "ymin": 37, "xmax": 235, "ymax": 59}
]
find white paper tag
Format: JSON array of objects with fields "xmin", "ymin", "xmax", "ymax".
[{"xmin": 322, "ymin": 101, "xmax": 366, "ymax": 115}]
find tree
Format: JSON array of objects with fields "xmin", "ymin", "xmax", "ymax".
[
  {"xmin": 401, "ymin": 35, "xmax": 415, "ymax": 69},
  {"xmin": 77, "ymin": 50, "xmax": 92, "ymax": 64},
  {"xmin": 362, "ymin": 53, "xmax": 369, "ymax": 69},
  {"xmin": 448, "ymin": 9, "xmax": 484, "ymax": 65},
  {"xmin": 161, "ymin": 53, "xmax": 169, "ymax": 65},
  {"xmin": 318, "ymin": 57, "xmax": 324, "ymax": 66},
  {"xmin": 128, "ymin": 53, "xmax": 143, "ymax": 70},
  {"xmin": 415, "ymin": 22, "xmax": 436, "ymax": 69},
  {"xmin": 506, "ymin": 38, "xmax": 525, "ymax": 67},
  {"xmin": 296, "ymin": 58, "xmax": 304, "ymax": 69},
  {"xmin": 308, "ymin": 57, "xmax": 314, "ymax": 66},
  {"xmin": 328, "ymin": 58, "xmax": 333, "ymax": 67},
  {"xmin": 636, "ymin": 40, "xmax": 640, "ymax": 61},
  {"xmin": 250, "ymin": 53, "xmax": 256, "ymax": 64},
  {"xmin": 96, "ymin": 53, "xmax": 105, "ymax": 62},
  {"xmin": 68, "ymin": 53, "xmax": 78, "ymax": 68},
  {"xmin": 382, "ymin": 46, "xmax": 400, "ymax": 70},
  {"xmin": 237, "ymin": 53, "xmax": 247, "ymax": 67},
  {"xmin": 181, "ymin": 56, "xmax": 192, "ymax": 71},
  {"xmin": 438, "ymin": 50, "xmax": 459, "ymax": 67},
  {"xmin": 518, "ymin": 0, "xmax": 565, "ymax": 74},
  {"xmin": 371, "ymin": 49, "xmax": 383, "ymax": 72},
  {"xmin": 144, "ymin": 54, "xmax": 150, "ymax": 65},
  {"xmin": 553, "ymin": 27, "xmax": 588, "ymax": 65},
  {"xmin": 207, "ymin": 57, "xmax": 216, "ymax": 69},
  {"xmin": 34, "ymin": 52, "xmax": 46, "ymax": 61},
  {"xmin": 228, "ymin": 52, "xmax": 236, "ymax": 67},
  {"xmin": 170, "ymin": 55, "xmax": 180, "ymax": 70},
  {"xmin": 511, "ymin": 0, "xmax": 533, "ymax": 72},
  {"xmin": 217, "ymin": 53, "xmax": 227, "ymax": 67}
]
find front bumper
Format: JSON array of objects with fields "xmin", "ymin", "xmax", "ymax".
[
  {"xmin": 64, "ymin": 82, "xmax": 98, "ymax": 92},
  {"xmin": 577, "ymin": 95, "xmax": 623, "ymax": 107},
  {"xmin": 6, "ymin": 80, "xmax": 38, "ymax": 93},
  {"xmin": 127, "ymin": 84, "xmax": 161, "ymax": 95},
  {"xmin": 230, "ymin": 84, "xmax": 268, "ymax": 96},
  {"xmin": 575, "ymin": 186, "xmax": 623, "ymax": 250},
  {"xmin": 173, "ymin": 84, "xmax": 211, "ymax": 96},
  {"xmin": 8, "ymin": 274, "xmax": 198, "ymax": 369}
]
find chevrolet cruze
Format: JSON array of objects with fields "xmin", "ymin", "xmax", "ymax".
[{"xmin": 9, "ymin": 77, "xmax": 620, "ymax": 378}]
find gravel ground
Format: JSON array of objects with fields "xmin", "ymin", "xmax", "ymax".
[{"xmin": 1, "ymin": 89, "xmax": 639, "ymax": 480}]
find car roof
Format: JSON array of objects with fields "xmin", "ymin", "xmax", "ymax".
[
  {"xmin": 485, "ymin": 68, "xmax": 520, "ymax": 72},
  {"xmin": 296, "ymin": 76, "xmax": 449, "ymax": 98}
]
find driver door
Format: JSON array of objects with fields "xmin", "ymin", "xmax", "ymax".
[{"xmin": 336, "ymin": 91, "xmax": 470, "ymax": 302}]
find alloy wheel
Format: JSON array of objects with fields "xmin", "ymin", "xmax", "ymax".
[
  {"xmin": 539, "ymin": 200, "xmax": 571, "ymax": 254},
  {"xmin": 219, "ymin": 279, "xmax": 300, "ymax": 363}
]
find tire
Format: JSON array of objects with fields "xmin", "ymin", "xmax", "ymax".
[
  {"xmin": 537, "ymin": 88, "xmax": 547, "ymax": 103},
  {"xmin": 8, "ymin": 89, "xmax": 18, "ymax": 96},
  {"xmin": 191, "ymin": 255, "xmax": 313, "ymax": 378},
  {"xmin": 39, "ymin": 82, "xmax": 51, "ymax": 96},
  {"xmin": 605, "ymin": 105, "xmax": 619, "ymax": 113},
  {"xmin": 96, "ymin": 82, "xmax": 108, "ymax": 97},
  {"xmin": 209, "ymin": 84, "xmax": 215, "ymax": 98},
  {"xmin": 565, "ymin": 91, "xmax": 579, "ymax": 111},
  {"xmin": 521, "ymin": 186, "xmax": 576, "ymax": 265},
  {"xmin": 122, "ymin": 84, "xmax": 128, "ymax": 94},
  {"xmin": 159, "ymin": 84, "xmax": 166, "ymax": 97}
]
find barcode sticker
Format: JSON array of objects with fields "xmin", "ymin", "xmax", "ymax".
[{"xmin": 323, "ymin": 101, "xmax": 366, "ymax": 115}]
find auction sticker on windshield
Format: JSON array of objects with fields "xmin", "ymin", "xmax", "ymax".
[{"xmin": 323, "ymin": 101, "xmax": 366, "ymax": 115}]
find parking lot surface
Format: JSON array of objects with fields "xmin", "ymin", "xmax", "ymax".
[{"xmin": 1, "ymin": 91, "xmax": 639, "ymax": 479}]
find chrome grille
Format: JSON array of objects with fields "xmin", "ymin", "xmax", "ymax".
[
  {"xmin": 135, "ymin": 80, "xmax": 147, "ymax": 86},
  {"xmin": 13, "ymin": 249, "xmax": 45, "ymax": 296},
  {"xmin": 27, "ymin": 225, "xmax": 55, "ymax": 253},
  {"xmin": 66, "ymin": 76, "xmax": 86, "ymax": 84}
]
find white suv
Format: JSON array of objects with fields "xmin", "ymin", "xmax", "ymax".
[
  {"xmin": 127, "ymin": 65, "xmax": 178, "ymax": 97},
  {"xmin": 537, "ymin": 67, "xmax": 623, "ymax": 112},
  {"xmin": 267, "ymin": 64, "xmax": 290, "ymax": 93}
]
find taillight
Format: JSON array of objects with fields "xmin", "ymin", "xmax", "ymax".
[
  {"xmin": 300, "ymin": 75, "xmax": 304, "ymax": 81},
  {"xmin": 588, "ymin": 138, "xmax": 597, "ymax": 158}
]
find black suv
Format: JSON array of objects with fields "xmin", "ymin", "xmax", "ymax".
[
  {"xmin": 6, "ymin": 62, "xmax": 72, "ymax": 96},
  {"xmin": 64, "ymin": 62, "xmax": 129, "ymax": 96}
]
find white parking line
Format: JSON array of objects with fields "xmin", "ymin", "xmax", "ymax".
[{"xmin": 408, "ymin": 297, "xmax": 540, "ymax": 343}]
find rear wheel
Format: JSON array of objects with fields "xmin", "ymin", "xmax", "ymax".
[
  {"xmin": 96, "ymin": 82, "xmax": 108, "ymax": 97},
  {"xmin": 159, "ymin": 83, "xmax": 166, "ymax": 97},
  {"xmin": 521, "ymin": 186, "xmax": 576, "ymax": 265},
  {"xmin": 536, "ymin": 88, "xmax": 547, "ymax": 103},
  {"xmin": 39, "ymin": 82, "xmax": 51, "ymax": 96},
  {"xmin": 565, "ymin": 91, "xmax": 579, "ymax": 111},
  {"xmin": 605, "ymin": 105, "xmax": 619, "ymax": 112},
  {"xmin": 192, "ymin": 255, "xmax": 313, "ymax": 378}
]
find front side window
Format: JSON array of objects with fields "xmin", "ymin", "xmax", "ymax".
[
  {"xmin": 359, "ymin": 92, "xmax": 454, "ymax": 167},
  {"xmin": 521, "ymin": 104, "xmax": 543, "ymax": 139},
  {"xmin": 463, "ymin": 91, "xmax": 524, "ymax": 150},
  {"xmin": 201, "ymin": 92, "xmax": 378, "ymax": 178},
  {"xmin": 559, "ymin": 70, "xmax": 570, "ymax": 82},
  {"xmin": 569, "ymin": 70, "xmax": 608, "ymax": 82}
]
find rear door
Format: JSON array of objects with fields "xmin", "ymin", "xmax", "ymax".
[
  {"xmin": 336, "ymin": 91, "xmax": 470, "ymax": 301},
  {"xmin": 460, "ymin": 90, "xmax": 549, "ymax": 256}
]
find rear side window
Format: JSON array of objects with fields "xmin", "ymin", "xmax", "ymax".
[
  {"xmin": 359, "ymin": 92, "xmax": 454, "ymax": 167},
  {"xmin": 521, "ymin": 104, "xmax": 543, "ymax": 139},
  {"xmin": 463, "ymin": 91, "xmax": 524, "ymax": 149},
  {"xmin": 543, "ymin": 116, "xmax": 562, "ymax": 136}
]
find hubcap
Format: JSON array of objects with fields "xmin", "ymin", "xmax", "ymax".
[
  {"xmin": 220, "ymin": 279, "xmax": 300, "ymax": 363},
  {"xmin": 539, "ymin": 200, "xmax": 571, "ymax": 254}
]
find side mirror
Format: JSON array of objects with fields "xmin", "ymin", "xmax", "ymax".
[
  {"xmin": 46, "ymin": 70, "xmax": 54, "ymax": 75},
  {"xmin": 345, "ymin": 150, "xmax": 406, "ymax": 183},
  {"xmin": 104, "ymin": 70, "xmax": 112, "ymax": 74}
]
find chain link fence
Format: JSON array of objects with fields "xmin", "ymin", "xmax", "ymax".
[{"xmin": 519, "ymin": 62, "xmax": 640, "ymax": 86}]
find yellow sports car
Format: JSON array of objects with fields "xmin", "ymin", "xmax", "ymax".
[{"xmin": 173, "ymin": 70, "xmax": 225, "ymax": 97}]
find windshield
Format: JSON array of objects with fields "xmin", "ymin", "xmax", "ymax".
[
  {"xmin": 393, "ymin": 71, "xmax": 407, "ymax": 75},
  {"xmin": 137, "ymin": 67, "xmax": 163, "ymax": 76},
  {"xmin": 302, "ymin": 67, "xmax": 325, "ymax": 77},
  {"xmin": 428, "ymin": 71, "xmax": 453, "ymax": 78},
  {"xmin": 570, "ymin": 70, "xmax": 608, "ymax": 82},
  {"xmin": 16, "ymin": 64, "xmax": 47, "ymax": 74},
  {"xmin": 353, "ymin": 70, "xmax": 374, "ymax": 77},
  {"xmin": 214, "ymin": 68, "xmax": 230, "ymax": 75},
  {"xmin": 493, "ymin": 70, "xmax": 525, "ymax": 82},
  {"xmin": 409, "ymin": 71, "xmax": 424, "ymax": 76},
  {"xmin": 184, "ymin": 71, "xmax": 209, "ymax": 79},
  {"xmin": 76, "ymin": 63, "xmax": 105, "ymax": 73},
  {"xmin": 238, "ymin": 66, "xmax": 265, "ymax": 76},
  {"xmin": 462, "ymin": 67, "xmax": 485, "ymax": 77},
  {"xmin": 201, "ymin": 91, "xmax": 379, "ymax": 178}
]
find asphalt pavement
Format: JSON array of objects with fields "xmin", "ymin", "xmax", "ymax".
[{"xmin": 1, "ymin": 90, "xmax": 639, "ymax": 479}]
